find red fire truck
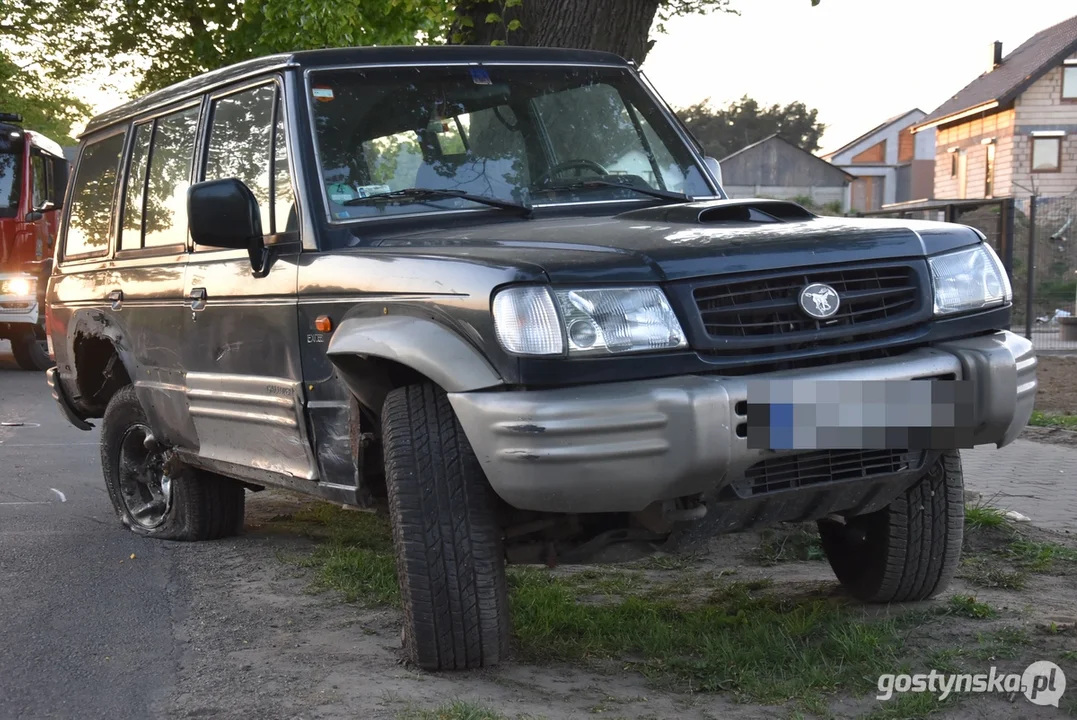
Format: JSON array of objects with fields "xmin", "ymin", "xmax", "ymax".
[{"xmin": 1, "ymin": 112, "xmax": 69, "ymax": 370}]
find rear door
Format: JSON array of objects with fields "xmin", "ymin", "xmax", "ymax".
[
  {"xmin": 181, "ymin": 79, "xmax": 314, "ymax": 481},
  {"xmin": 110, "ymin": 103, "xmax": 202, "ymax": 445}
]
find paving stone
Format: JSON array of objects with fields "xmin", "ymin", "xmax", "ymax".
[{"xmin": 962, "ymin": 440, "xmax": 1077, "ymax": 532}]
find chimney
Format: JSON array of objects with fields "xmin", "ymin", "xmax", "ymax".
[{"xmin": 990, "ymin": 41, "xmax": 1003, "ymax": 71}]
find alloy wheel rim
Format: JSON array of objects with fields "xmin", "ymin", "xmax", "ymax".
[{"xmin": 117, "ymin": 424, "xmax": 173, "ymax": 529}]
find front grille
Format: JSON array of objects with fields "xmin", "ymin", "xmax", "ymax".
[
  {"xmin": 735, "ymin": 449, "xmax": 922, "ymax": 497},
  {"xmin": 695, "ymin": 265, "xmax": 919, "ymax": 340}
]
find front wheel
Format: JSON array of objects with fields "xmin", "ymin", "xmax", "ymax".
[
  {"xmin": 382, "ymin": 383, "xmax": 510, "ymax": 670},
  {"xmin": 12, "ymin": 327, "xmax": 52, "ymax": 371},
  {"xmin": 818, "ymin": 451, "xmax": 964, "ymax": 603}
]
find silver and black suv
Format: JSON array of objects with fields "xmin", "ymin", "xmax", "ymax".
[{"xmin": 45, "ymin": 46, "xmax": 1036, "ymax": 671}]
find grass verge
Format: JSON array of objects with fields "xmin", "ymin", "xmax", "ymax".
[
  {"xmin": 269, "ymin": 503, "xmax": 399, "ymax": 604},
  {"xmin": 509, "ymin": 568, "xmax": 913, "ymax": 704},
  {"xmin": 1028, "ymin": 410, "xmax": 1077, "ymax": 429},
  {"xmin": 397, "ymin": 701, "xmax": 514, "ymax": 720},
  {"xmin": 269, "ymin": 500, "xmax": 1067, "ymax": 714}
]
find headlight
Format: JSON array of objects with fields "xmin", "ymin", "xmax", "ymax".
[
  {"xmin": 492, "ymin": 285, "xmax": 687, "ymax": 356},
  {"xmin": 929, "ymin": 243, "xmax": 1011, "ymax": 316},
  {"xmin": 0, "ymin": 277, "xmax": 35, "ymax": 297}
]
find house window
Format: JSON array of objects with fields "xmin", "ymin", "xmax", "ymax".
[
  {"xmin": 950, "ymin": 152, "xmax": 959, "ymax": 177},
  {"xmin": 984, "ymin": 143, "xmax": 995, "ymax": 198},
  {"xmin": 1064, "ymin": 64, "xmax": 1077, "ymax": 100},
  {"xmin": 1031, "ymin": 135, "xmax": 1063, "ymax": 172}
]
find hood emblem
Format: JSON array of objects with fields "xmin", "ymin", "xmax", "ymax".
[{"xmin": 799, "ymin": 283, "xmax": 840, "ymax": 319}]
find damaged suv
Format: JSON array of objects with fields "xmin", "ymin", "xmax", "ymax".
[{"xmin": 46, "ymin": 47, "xmax": 1036, "ymax": 671}]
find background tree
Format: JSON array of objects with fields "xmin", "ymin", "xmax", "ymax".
[
  {"xmin": 0, "ymin": 53, "xmax": 88, "ymax": 143},
  {"xmin": 676, "ymin": 95, "xmax": 826, "ymax": 159},
  {"xmin": 1, "ymin": 0, "xmax": 821, "ymax": 139}
]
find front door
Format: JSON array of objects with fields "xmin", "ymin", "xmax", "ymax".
[{"xmin": 181, "ymin": 80, "xmax": 314, "ymax": 482}]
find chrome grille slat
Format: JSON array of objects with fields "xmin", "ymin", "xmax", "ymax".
[{"xmin": 694, "ymin": 265, "xmax": 919, "ymax": 341}]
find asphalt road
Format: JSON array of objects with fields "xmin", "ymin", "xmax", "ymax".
[{"xmin": 0, "ymin": 341, "xmax": 183, "ymax": 719}]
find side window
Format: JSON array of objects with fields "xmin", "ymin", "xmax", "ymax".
[
  {"xmin": 272, "ymin": 94, "xmax": 295, "ymax": 233},
  {"xmin": 64, "ymin": 131, "xmax": 126, "ymax": 258},
  {"xmin": 49, "ymin": 157, "xmax": 69, "ymax": 208},
  {"xmin": 119, "ymin": 122, "xmax": 153, "ymax": 251},
  {"xmin": 205, "ymin": 85, "xmax": 274, "ymax": 238},
  {"xmin": 31, "ymin": 153, "xmax": 47, "ymax": 208},
  {"xmin": 143, "ymin": 106, "xmax": 199, "ymax": 248}
]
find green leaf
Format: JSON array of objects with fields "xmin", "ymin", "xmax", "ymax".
[
  {"xmin": 485, "ymin": 12, "xmax": 501, "ymax": 24},
  {"xmin": 505, "ymin": 0, "xmax": 523, "ymax": 6},
  {"xmin": 507, "ymin": 19, "xmax": 522, "ymax": 31},
  {"xmin": 490, "ymin": 39, "xmax": 505, "ymax": 46},
  {"xmin": 459, "ymin": 15, "xmax": 474, "ymax": 27}
]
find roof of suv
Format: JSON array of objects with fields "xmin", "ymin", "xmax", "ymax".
[{"xmin": 82, "ymin": 46, "xmax": 631, "ymax": 137}]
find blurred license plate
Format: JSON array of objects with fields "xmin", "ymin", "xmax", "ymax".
[{"xmin": 745, "ymin": 379, "xmax": 975, "ymax": 450}]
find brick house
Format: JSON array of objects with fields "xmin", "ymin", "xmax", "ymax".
[
  {"xmin": 912, "ymin": 14, "xmax": 1077, "ymax": 199},
  {"xmin": 822, "ymin": 109, "xmax": 937, "ymax": 212}
]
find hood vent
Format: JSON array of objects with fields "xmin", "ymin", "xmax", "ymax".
[{"xmin": 617, "ymin": 198, "xmax": 816, "ymax": 225}]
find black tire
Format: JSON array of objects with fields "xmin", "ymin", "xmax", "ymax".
[
  {"xmin": 818, "ymin": 451, "xmax": 964, "ymax": 603},
  {"xmin": 101, "ymin": 385, "xmax": 245, "ymax": 541},
  {"xmin": 382, "ymin": 383, "xmax": 510, "ymax": 670},
  {"xmin": 12, "ymin": 327, "xmax": 52, "ymax": 371}
]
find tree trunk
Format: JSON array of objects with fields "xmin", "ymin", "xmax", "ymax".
[{"xmin": 452, "ymin": 0, "xmax": 663, "ymax": 64}]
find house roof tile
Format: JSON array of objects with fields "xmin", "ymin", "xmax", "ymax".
[{"xmin": 916, "ymin": 14, "xmax": 1077, "ymax": 130}]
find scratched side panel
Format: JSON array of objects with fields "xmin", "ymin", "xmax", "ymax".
[
  {"xmin": 182, "ymin": 249, "xmax": 314, "ymax": 480},
  {"xmin": 184, "ymin": 372, "xmax": 317, "ymax": 479}
]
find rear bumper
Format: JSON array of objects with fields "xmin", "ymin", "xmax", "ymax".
[{"xmin": 448, "ymin": 331, "xmax": 1036, "ymax": 513}]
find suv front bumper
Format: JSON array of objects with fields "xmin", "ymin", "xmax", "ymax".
[{"xmin": 448, "ymin": 331, "xmax": 1036, "ymax": 513}]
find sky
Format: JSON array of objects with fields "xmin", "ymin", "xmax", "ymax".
[
  {"xmin": 77, "ymin": 0, "xmax": 1077, "ymax": 152},
  {"xmin": 642, "ymin": 0, "xmax": 1077, "ymax": 153}
]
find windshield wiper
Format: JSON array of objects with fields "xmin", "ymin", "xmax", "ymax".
[
  {"xmin": 341, "ymin": 187, "xmax": 532, "ymax": 218},
  {"xmin": 535, "ymin": 179, "xmax": 690, "ymax": 203}
]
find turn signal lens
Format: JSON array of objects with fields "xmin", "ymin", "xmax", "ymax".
[{"xmin": 314, "ymin": 315, "xmax": 333, "ymax": 333}]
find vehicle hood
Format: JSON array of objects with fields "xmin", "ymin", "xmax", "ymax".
[{"xmin": 365, "ymin": 199, "xmax": 985, "ymax": 283}]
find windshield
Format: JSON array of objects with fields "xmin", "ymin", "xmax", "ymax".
[{"xmin": 308, "ymin": 65, "xmax": 714, "ymax": 222}]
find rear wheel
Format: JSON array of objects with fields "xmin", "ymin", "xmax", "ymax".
[
  {"xmin": 101, "ymin": 385, "xmax": 245, "ymax": 540},
  {"xmin": 382, "ymin": 383, "xmax": 510, "ymax": 670},
  {"xmin": 12, "ymin": 326, "xmax": 52, "ymax": 371},
  {"xmin": 818, "ymin": 451, "xmax": 964, "ymax": 603}
]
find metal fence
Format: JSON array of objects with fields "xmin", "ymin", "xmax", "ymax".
[{"xmin": 860, "ymin": 196, "xmax": 1077, "ymax": 353}]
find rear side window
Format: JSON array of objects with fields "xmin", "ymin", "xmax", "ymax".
[
  {"xmin": 204, "ymin": 83, "xmax": 294, "ymax": 238},
  {"xmin": 64, "ymin": 131, "xmax": 126, "ymax": 258},
  {"xmin": 143, "ymin": 106, "xmax": 200, "ymax": 248}
]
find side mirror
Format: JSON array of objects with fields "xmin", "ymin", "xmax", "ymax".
[
  {"xmin": 188, "ymin": 178, "xmax": 267, "ymax": 272},
  {"xmin": 24, "ymin": 211, "xmax": 43, "ymax": 222},
  {"xmin": 704, "ymin": 157, "xmax": 723, "ymax": 187},
  {"xmin": 188, "ymin": 178, "xmax": 263, "ymax": 250}
]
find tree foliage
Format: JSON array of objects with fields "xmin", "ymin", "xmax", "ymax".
[
  {"xmin": 0, "ymin": 52, "xmax": 89, "ymax": 143},
  {"xmin": 676, "ymin": 95, "xmax": 827, "ymax": 159},
  {"xmin": 0, "ymin": 0, "xmax": 821, "ymax": 140}
]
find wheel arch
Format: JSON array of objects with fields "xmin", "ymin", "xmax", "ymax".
[
  {"xmin": 66, "ymin": 311, "xmax": 136, "ymax": 417},
  {"xmin": 325, "ymin": 315, "xmax": 503, "ymax": 418}
]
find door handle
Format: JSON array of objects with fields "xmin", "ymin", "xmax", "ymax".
[
  {"xmin": 108, "ymin": 289, "xmax": 123, "ymax": 310},
  {"xmin": 189, "ymin": 287, "xmax": 207, "ymax": 312}
]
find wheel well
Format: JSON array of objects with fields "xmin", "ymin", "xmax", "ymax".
[
  {"xmin": 72, "ymin": 333, "xmax": 133, "ymax": 416},
  {"xmin": 332, "ymin": 354, "xmax": 431, "ymax": 421}
]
